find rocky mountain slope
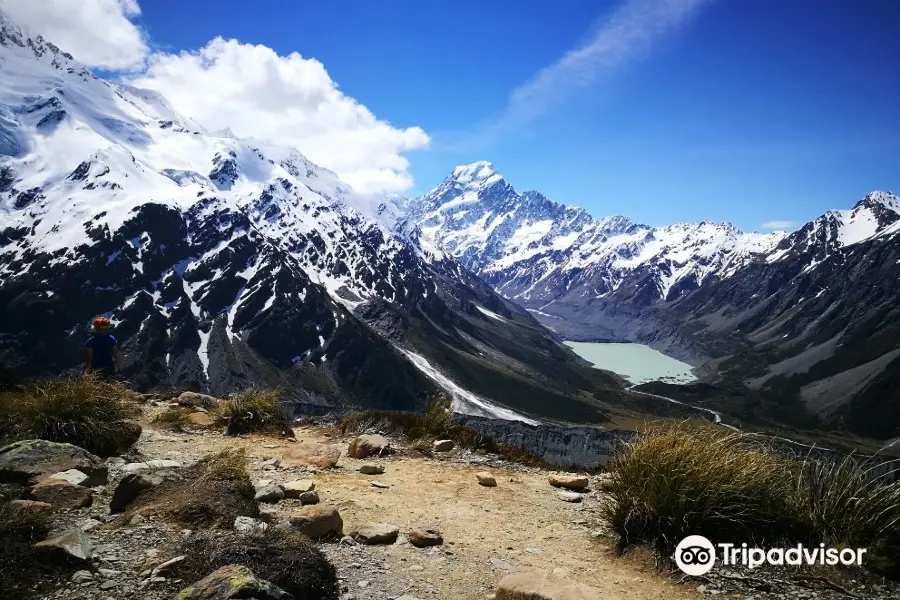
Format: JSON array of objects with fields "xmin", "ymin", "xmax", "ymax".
[
  {"xmin": 0, "ymin": 15, "xmax": 626, "ymax": 425},
  {"xmin": 401, "ymin": 163, "xmax": 900, "ymax": 438}
]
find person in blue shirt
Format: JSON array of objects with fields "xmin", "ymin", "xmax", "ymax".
[{"xmin": 84, "ymin": 316, "xmax": 121, "ymax": 378}]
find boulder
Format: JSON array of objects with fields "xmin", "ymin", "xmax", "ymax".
[
  {"xmin": 548, "ymin": 474, "xmax": 589, "ymax": 492},
  {"xmin": 298, "ymin": 490, "xmax": 319, "ymax": 505},
  {"xmin": 350, "ymin": 523, "xmax": 399, "ymax": 545},
  {"xmin": 476, "ymin": 472, "xmax": 497, "ymax": 487},
  {"xmin": 48, "ymin": 469, "xmax": 90, "ymax": 486},
  {"xmin": 34, "ymin": 528, "xmax": 93, "ymax": 563},
  {"xmin": 234, "ymin": 516, "xmax": 269, "ymax": 534},
  {"xmin": 121, "ymin": 459, "xmax": 181, "ymax": 474},
  {"xmin": 254, "ymin": 482, "xmax": 285, "ymax": 503},
  {"xmin": 8, "ymin": 499, "xmax": 54, "ymax": 517},
  {"xmin": 109, "ymin": 473, "xmax": 159, "ymax": 513},
  {"xmin": 496, "ymin": 570, "xmax": 602, "ymax": 600},
  {"xmin": 347, "ymin": 434, "xmax": 391, "ymax": 459},
  {"xmin": 0, "ymin": 440, "xmax": 107, "ymax": 486},
  {"xmin": 173, "ymin": 564, "xmax": 291, "ymax": 600},
  {"xmin": 408, "ymin": 525, "xmax": 443, "ymax": 547},
  {"xmin": 176, "ymin": 391, "xmax": 221, "ymax": 410},
  {"xmin": 289, "ymin": 505, "xmax": 343, "ymax": 538},
  {"xmin": 557, "ymin": 491, "xmax": 583, "ymax": 503},
  {"xmin": 358, "ymin": 463, "xmax": 385, "ymax": 475},
  {"xmin": 281, "ymin": 442, "xmax": 341, "ymax": 469},
  {"xmin": 433, "ymin": 439, "xmax": 455, "ymax": 452},
  {"xmin": 29, "ymin": 480, "xmax": 93, "ymax": 509},
  {"xmin": 282, "ymin": 479, "xmax": 315, "ymax": 498}
]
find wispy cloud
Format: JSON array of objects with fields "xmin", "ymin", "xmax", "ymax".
[
  {"xmin": 761, "ymin": 220, "xmax": 797, "ymax": 230},
  {"xmin": 448, "ymin": 0, "xmax": 716, "ymax": 150}
]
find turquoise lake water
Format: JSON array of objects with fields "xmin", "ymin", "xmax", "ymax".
[{"xmin": 564, "ymin": 341, "xmax": 697, "ymax": 385}]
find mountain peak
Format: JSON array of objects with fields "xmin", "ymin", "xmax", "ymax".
[
  {"xmin": 449, "ymin": 161, "xmax": 503, "ymax": 188},
  {"xmin": 855, "ymin": 190, "xmax": 900, "ymax": 214}
]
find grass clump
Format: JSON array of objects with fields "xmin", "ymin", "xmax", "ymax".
[
  {"xmin": 0, "ymin": 374, "xmax": 141, "ymax": 456},
  {"xmin": 602, "ymin": 421, "xmax": 900, "ymax": 578},
  {"xmin": 151, "ymin": 406, "xmax": 193, "ymax": 432},
  {"xmin": 173, "ymin": 528, "xmax": 339, "ymax": 600},
  {"xmin": 337, "ymin": 396, "xmax": 550, "ymax": 468},
  {"xmin": 215, "ymin": 387, "xmax": 288, "ymax": 436},
  {"xmin": 126, "ymin": 448, "xmax": 258, "ymax": 528}
]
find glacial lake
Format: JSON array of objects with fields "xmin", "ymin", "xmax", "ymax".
[{"xmin": 564, "ymin": 341, "xmax": 698, "ymax": 385}]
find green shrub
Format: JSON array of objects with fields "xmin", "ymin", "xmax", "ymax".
[
  {"xmin": 0, "ymin": 375, "xmax": 141, "ymax": 456},
  {"xmin": 173, "ymin": 527, "xmax": 339, "ymax": 600},
  {"xmin": 215, "ymin": 387, "xmax": 287, "ymax": 436},
  {"xmin": 151, "ymin": 406, "xmax": 193, "ymax": 432}
]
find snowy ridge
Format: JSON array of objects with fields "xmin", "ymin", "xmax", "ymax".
[{"xmin": 401, "ymin": 162, "xmax": 787, "ymax": 306}]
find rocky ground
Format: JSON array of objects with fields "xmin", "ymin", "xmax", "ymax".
[{"xmin": 3, "ymin": 397, "xmax": 898, "ymax": 600}]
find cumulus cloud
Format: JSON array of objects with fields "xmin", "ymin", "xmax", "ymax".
[
  {"xmin": 2, "ymin": 0, "xmax": 429, "ymax": 193},
  {"xmin": 130, "ymin": 38, "xmax": 429, "ymax": 194},
  {"xmin": 761, "ymin": 220, "xmax": 797, "ymax": 230},
  {"xmin": 1, "ymin": 0, "xmax": 148, "ymax": 70}
]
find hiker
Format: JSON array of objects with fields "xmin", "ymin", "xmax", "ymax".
[{"xmin": 84, "ymin": 316, "xmax": 121, "ymax": 378}]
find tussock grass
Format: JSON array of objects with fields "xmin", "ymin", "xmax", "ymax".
[
  {"xmin": 126, "ymin": 448, "xmax": 258, "ymax": 528},
  {"xmin": 0, "ymin": 375, "xmax": 141, "ymax": 456},
  {"xmin": 174, "ymin": 527, "xmax": 339, "ymax": 600},
  {"xmin": 151, "ymin": 406, "xmax": 193, "ymax": 432},
  {"xmin": 602, "ymin": 421, "xmax": 900, "ymax": 578},
  {"xmin": 337, "ymin": 396, "xmax": 550, "ymax": 468},
  {"xmin": 215, "ymin": 387, "xmax": 288, "ymax": 436}
]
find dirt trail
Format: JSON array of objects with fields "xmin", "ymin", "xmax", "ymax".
[{"xmin": 139, "ymin": 421, "xmax": 705, "ymax": 600}]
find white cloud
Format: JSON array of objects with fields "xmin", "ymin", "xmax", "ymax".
[
  {"xmin": 456, "ymin": 0, "xmax": 715, "ymax": 148},
  {"xmin": 761, "ymin": 220, "xmax": 796, "ymax": 230},
  {"xmin": 1, "ymin": 0, "xmax": 429, "ymax": 193},
  {"xmin": 0, "ymin": 0, "xmax": 148, "ymax": 70},
  {"xmin": 131, "ymin": 38, "xmax": 429, "ymax": 194}
]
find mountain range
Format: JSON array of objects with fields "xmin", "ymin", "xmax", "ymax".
[{"xmin": 1, "ymin": 13, "xmax": 897, "ymax": 443}]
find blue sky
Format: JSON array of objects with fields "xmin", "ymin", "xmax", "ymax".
[{"xmin": 11, "ymin": 0, "xmax": 899, "ymax": 231}]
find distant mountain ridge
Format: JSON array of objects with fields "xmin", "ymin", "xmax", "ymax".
[{"xmin": 401, "ymin": 162, "xmax": 900, "ymax": 439}]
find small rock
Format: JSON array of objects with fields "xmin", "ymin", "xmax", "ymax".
[
  {"xmin": 98, "ymin": 568, "xmax": 122, "ymax": 577},
  {"xmin": 262, "ymin": 458, "xmax": 281, "ymax": 469},
  {"xmin": 129, "ymin": 513, "xmax": 146, "ymax": 525},
  {"xmin": 71, "ymin": 570, "xmax": 93, "ymax": 583},
  {"xmin": 476, "ymin": 472, "xmax": 497, "ymax": 487},
  {"xmin": 80, "ymin": 518, "xmax": 103, "ymax": 532},
  {"xmin": 358, "ymin": 464, "xmax": 385, "ymax": 475},
  {"xmin": 371, "ymin": 480, "xmax": 390, "ymax": 489},
  {"xmin": 358, "ymin": 580, "xmax": 370, "ymax": 588},
  {"xmin": 172, "ymin": 564, "xmax": 290, "ymax": 600},
  {"xmin": 187, "ymin": 412, "xmax": 215, "ymax": 427},
  {"xmin": 350, "ymin": 523, "xmax": 399, "ymax": 545},
  {"xmin": 176, "ymin": 391, "xmax": 220, "ymax": 409},
  {"xmin": 122, "ymin": 460, "xmax": 181, "ymax": 474},
  {"xmin": 299, "ymin": 490, "xmax": 320, "ymax": 505},
  {"xmin": 496, "ymin": 570, "xmax": 602, "ymax": 599},
  {"xmin": 347, "ymin": 434, "xmax": 391, "ymax": 459},
  {"xmin": 408, "ymin": 526, "xmax": 443, "ymax": 548},
  {"xmin": 282, "ymin": 479, "xmax": 316, "ymax": 497},
  {"xmin": 432, "ymin": 440, "xmax": 454, "ymax": 452},
  {"xmin": 110, "ymin": 473, "xmax": 159, "ymax": 513},
  {"xmin": 340, "ymin": 535, "xmax": 356, "ymax": 546},
  {"xmin": 151, "ymin": 555, "xmax": 186, "ymax": 577},
  {"xmin": 525, "ymin": 547, "xmax": 543, "ymax": 555},
  {"xmin": 490, "ymin": 558, "xmax": 513, "ymax": 571},
  {"xmin": 29, "ymin": 479, "xmax": 93, "ymax": 509},
  {"xmin": 408, "ymin": 565, "xmax": 425, "ymax": 572},
  {"xmin": 34, "ymin": 528, "xmax": 93, "ymax": 563},
  {"xmin": 254, "ymin": 482, "xmax": 285, "ymax": 503},
  {"xmin": 234, "ymin": 516, "xmax": 269, "ymax": 534},
  {"xmin": 258, "ymin": 507, "xmax": 279, "ymax": 523},
  {"xmin": 290, "ymin": 505, "xmax": 343, "ymax": 538},
  {"xmin": 596, "ymin": 473, "xmax": 614, "ymax": 492},
  {"xmin": 99, "ymin": 580, "xmax": 118, "ymax": 590},
  {"xmin": 8, "ymin": 499, "xmax": 54, "ymax": 518},
  {"xmin": 557, "ymin": 491, "xmax": 583, "ymax": 503},
  {"xmin": 548, "ymin": 474, "xmax": 589, "ymax": 491},
  {"xmin": 48, "ymin": 469, "xmax": 90, "ymax": 486}
]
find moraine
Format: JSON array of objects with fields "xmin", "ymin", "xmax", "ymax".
[{"xmin": 564, "ymin": 341, "xmax": 697, "ymax": 385}]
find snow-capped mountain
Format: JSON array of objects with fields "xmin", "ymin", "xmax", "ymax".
[
  {"xmin": 0, "ymin": 15, "xmax": 624, "ymax": 425},
  {"xmin": 402, "ymin": 161, "xmax": 786, "ymax": 310},
  {"xmin": 401, "ymin": 161, "xmax": 900, "ymax": 439}
]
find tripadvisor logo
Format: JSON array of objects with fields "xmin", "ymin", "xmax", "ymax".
[{"xmin": 674, "ymin": 535, "xmax": 868, "ymax": 576}]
